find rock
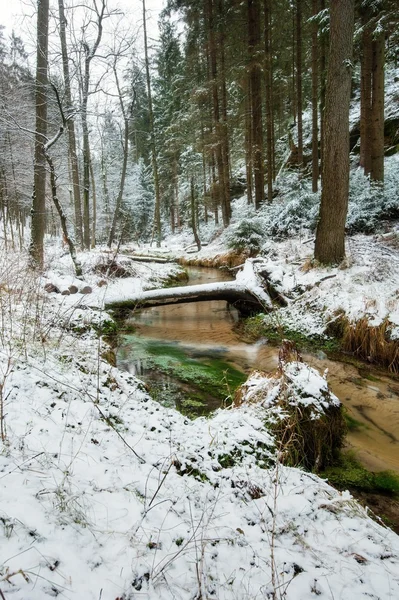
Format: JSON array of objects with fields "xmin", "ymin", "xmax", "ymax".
[
  {"xmin": 61, "ymin": 290, "xmax": 70, "ymax": 296},
  {"xmin": 80, "ymin": 286, "xmax": 92, "ymax": 295},
  {"xmin": 68, "ymin": 285, "xmax": 79, "ymax": 294},
  {"xmin": 44, "ymin": 283, "xmax": 60, "ymax": 294}
]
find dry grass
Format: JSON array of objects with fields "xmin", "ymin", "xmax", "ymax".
[
  {"xmin": 234, "ymin": 341, "xmax": 346, "ymax": 472},
  {"xmin": 327, "ymin": 314, "xmax": 399, "ymax": 374}
]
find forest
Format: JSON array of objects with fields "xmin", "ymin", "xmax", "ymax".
[{"xmin": 1, "ymin": 0, "xmax": 399, "ymax": 599}]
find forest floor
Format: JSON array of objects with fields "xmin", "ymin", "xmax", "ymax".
[{"xmin": 1, "ymin": 232, "xmax": 399, "ymax": 599}]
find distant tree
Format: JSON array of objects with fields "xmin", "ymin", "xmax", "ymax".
[
  {"xmin": 78, "ymin": 0, "xmax": 107, "ymax": 249},
  {"xmin": 58, "ymin": 0, "xmax": 83, "ymax": 248},
  {"xmin": 314, "ymin": 0, "xmax": 355, "ymax": 264},
  {"xmin": 107, "ymin": 46, "xmax": 136, "ymax": 247},
  {"xmin": 142, "ymin": 0, "xmax": 162, "ymax": 246},
  {"xmin": 247, "ymin": 0, "xmax": 264, "ymax": 209}
]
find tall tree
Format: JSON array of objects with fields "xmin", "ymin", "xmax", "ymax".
[
  {"xmin": 264, "ymin": 0, "xmax": 274, "ymax": 201},
  {"xmin": 247, "ymin": 0, "xmax": 264, "ymax": 209},
  {"xmin": 314, "ymin": 0, "xmax": 355, "ymax": 264},
  {"xmin": 58, "ymin": 0, "xmax": 83, "ymax": 248},
  {"xmin": 79, "ymin": 0, "xmax": 106, "ymax": 249},
  {"xmin": 30, "ymin": 0, "xmax": 50, "ymax": 268},
  {"xmin": 370, "ymin": 18, "xmax": 385, "ymax": 182},
  {"xmin": 295, "ymin": 0, "xmax": 304, "ymax": 167},
  {"xmin": 143, "ymin": 0, "xmax": 162, "ymax": 246},
  {"xmin": 311, "ymin": 0, "xmax": 319, "ymax": 191}
]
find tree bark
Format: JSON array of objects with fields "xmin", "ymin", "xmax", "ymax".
[
  {"xmin": 370, "ymin": 31, "xmax": 385, "ymax": 182},
  {"xmin": 311, "ymin": 0, "xmax": 319, "ymax": 192},
  {"xmin": 360, "ymin": 9, "xmax": 373, "ymax": 174},
  {"xmin": 314, "ymin": 0, "xmax": 354, "ymax": 265},
  {"xmin": 319, "ymin": 0, "xmax": 327, "ymax": 175},
  {"xmin": 295, "ymin": 0, "xmax": 304, "ymax": 167},
  {"xmin": 30, "ymin": 0, "xmax": 49, "ymax": 268},
  {"xmin": 248, "ymin": 0, "xmax": 264, "ymax": 209},
  {"xmin": 190, "ymin": 178, "xmax": 201, "ymax": 251},
  {"xmin": 264, "ymin": 0, "xmax": 274, "ymax": 202}
]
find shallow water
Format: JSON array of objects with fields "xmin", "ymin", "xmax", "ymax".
[{"xmin": 118, "ymin": 267, "xmax": 399, "ymax": 474}]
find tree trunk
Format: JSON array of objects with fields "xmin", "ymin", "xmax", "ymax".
[
  {"xmin": 143, "ymin": 0, "xmax": 162, "ymax": 246},
  {"xmin": 218, "ymin": 0, "xmax": 231, "ymax": 223},
  {"xmin": 82, "ymin": 58, "xmax": 91, "ymax": 249},
  {"xmin": 319, "ymin": 0, "xmax": 327, "ymax": 175},
  {"xmin": 80, "ymin": 1, "xmax": 105, "ymax": 250},
  {"xmin": 44, "ymin": 143, "xmax": 82, "ymax": 277},
  {"xmin": 107, "ymin": 116, "xmax": 130, "ymax": 247},
  {"xmin": 314, "ymin": 0, "xmax": 355, "ymax": 265},
  {"xmin": 248, "ymin": 0, "xmax": 264, "ymax": 209},
  {"xmin": 264, "ymin": 0, "xmax": 273, "ymax": 202},
  {"xmin": 311, "ymin": 0, "xmax": 319, "ymax": 192},
  {"xmin": 90, "ymin": 156, "xmax": 97, "ymax": 248},
  {"xmin": 295, "ymin": 0, "xmax": 304, "ymax": 167},
  {"xmin": 370, "ymin": 31, "xmax": 385, "ymax": 182},
  {"xmin": 360, "ymin": 9, "xmax": 373, "ymax": 174},
  {"xmin": 30, "ymin": 0, "xmax": 49, "ymax": 268},
  {"xmin": 58, "ymin": 0, "xmax": 83, "ymax": 249},
  {"xmin": 190, "ymin": 178, "xmax": 201, "ymax": 251},
  {"xmin": 205, "ymin": 0, "xmax": 230, "ymax": 226},
  {"xmin": 244, "ymin": 76, "xmax": 253, "ymax": 204}
]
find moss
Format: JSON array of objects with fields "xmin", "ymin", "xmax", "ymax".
[
  {"xmin": 322, "ymin": 451, "xmax": 399, "ymax": 495},
  {"xmin": 343, "ymin": 411, "xmax": 366, "ymax": 432},
  {"xmin": 238, "ymin": 315, "xmax": 341, "ymax": 355},
  {"xmin": 121, "ymin": 335, "xmax": 247, "ymax": 411}
]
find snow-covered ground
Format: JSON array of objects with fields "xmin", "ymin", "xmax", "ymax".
[{"xmin": 1, "ymin": 243, "xmax": 399, "ymax": 599}]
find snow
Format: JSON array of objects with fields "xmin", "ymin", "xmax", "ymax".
[{"xmin": 1, "ymin": 244, "xmax": 399, "ymax": 599}]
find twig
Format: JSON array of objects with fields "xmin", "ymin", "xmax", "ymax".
[{"xmin": 92, "ymin": 404, "xmax": 145, "ymax": 464}]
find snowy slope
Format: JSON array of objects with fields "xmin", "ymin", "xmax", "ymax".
[{"xmin": 1, "ymin": 246, "xmax": 399, "ymax": 600}]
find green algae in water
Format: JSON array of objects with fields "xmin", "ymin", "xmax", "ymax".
[{"xmin": 118, "ymin": 334, "xmax": 247, "ymax": 417}]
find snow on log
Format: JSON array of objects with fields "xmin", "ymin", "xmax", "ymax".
[
  {"xmin": 124, "ymin": 254, "xmax": 172, "ymax": 264},
  {"xmin": 104, "ymin": 259, "xmax": 276, "ymax": 315}
]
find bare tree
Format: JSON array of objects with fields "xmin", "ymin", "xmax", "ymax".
[
  {"xmin": 107, "ymin": 49, "xmax": 136, "ymax": 247},
  {"xmin": 79, "ymin": 0, "xmax": 106, "ymax": 249},
  {"xmin": 142, "ymin": 0, "xmax": 162, "ymax": 246},
  {"xmin": 58, "ymin": 0, "xmax": 83, "ymax": 248}
]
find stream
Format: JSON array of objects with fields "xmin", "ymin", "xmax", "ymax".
[{"xmin": 118, "ymin": 267, "xmax": 399, "ymax": 476}]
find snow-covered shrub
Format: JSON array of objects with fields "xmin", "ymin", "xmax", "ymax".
[
  {"xmin": 261, "ymin": 172, "xmax": 320, "ymax": 238},
  {"xmin": 235, "ymin": 355, "xmax": 346, "ymax": 471},
  {"xmin": 223, "ymin": 213, "xmax": 266, "ymax": 253},
  {"xmin": 346, "ymin": 160, "xmax": 399, "ymax": 234}
]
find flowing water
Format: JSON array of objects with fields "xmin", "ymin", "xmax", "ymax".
[{"xmin": 118, "ymin": 267, "xmax": 399, "ymax": 475}]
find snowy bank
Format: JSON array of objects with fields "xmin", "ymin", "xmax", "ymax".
[{"xmin": 1, "ymin": 246, "xmax": 399, "ymax": 599}]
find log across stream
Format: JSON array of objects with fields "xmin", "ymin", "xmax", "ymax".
[{"xmin": 117, "ymin": 266, "xmax": 399, "ymax": 476}]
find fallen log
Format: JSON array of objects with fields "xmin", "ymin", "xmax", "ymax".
[
  {"xmin": 125, "ymin": 254, "xmax": 173, "ymax": 264},
  {"xmin": 103, "ymin": 259, "xmax": 284, "ymax": 317},
  {"xmin": 105, "ymin": 280, "xmax": 271, "ymax": 316}
]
